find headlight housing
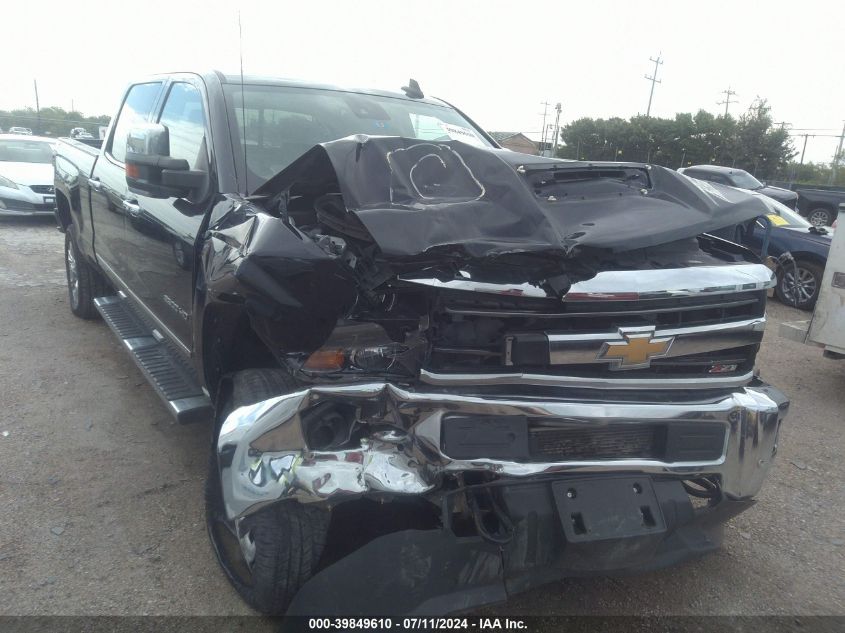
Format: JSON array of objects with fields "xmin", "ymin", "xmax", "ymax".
[
  {"xmin": 0, "ymin": 174, "xmax": 18, "ymax": 190},
  {"xmin": 303, "ymin": 343, "xmax": 411, "ymax": 373},
  {"xmin": 299, "ymin": 321, "xmax": 426, "ymax": 378}
]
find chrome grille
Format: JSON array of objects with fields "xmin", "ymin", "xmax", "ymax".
[{"xmin": 427, "ymin": 290, "xmax": 766, "ymax": 380}]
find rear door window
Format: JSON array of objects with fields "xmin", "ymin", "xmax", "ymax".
[{"xmin": 109, "ymin": 82, "xmax": 163, "ymax": 163}]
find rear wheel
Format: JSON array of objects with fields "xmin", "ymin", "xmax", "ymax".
[
  {"xmin": 206, "ymin": 369, "xmax": 330, "ymax": 615},
  {"xmin": 808, "ymin": 207, "xmax": 833, "ymax": 227},
  {"xmin": 64, "ymin": 228, "xmax": 107, "ymax": 319},
  {"xmin": 776, "ymin": 261, "xmax": 823, "ymax": 310}
]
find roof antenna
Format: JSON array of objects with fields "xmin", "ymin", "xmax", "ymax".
[
  {"xmin": 402, "ymin": 78, "xmax": 424, "ymax": 99},
  {"xmin": 238, "ymin": 10, "xmax": 249, "ymax": 195}
]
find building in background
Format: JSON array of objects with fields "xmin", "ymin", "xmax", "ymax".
[{"xmin": 488, "ymin": 131, "xmax": 538, "ymax": 155}]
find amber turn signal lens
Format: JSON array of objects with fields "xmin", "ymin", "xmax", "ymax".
[{"xmin": 303, "ymin": 349, "xmax": 346, "ymax": 371}]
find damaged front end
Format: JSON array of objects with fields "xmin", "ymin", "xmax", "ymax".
[
  {"xmin": 205, "ymin": 136, "xmax": 789, "ymax": 615},
  {"xmin": 217, "ymin": 380, "xmax": 786, "ymax": 615}
]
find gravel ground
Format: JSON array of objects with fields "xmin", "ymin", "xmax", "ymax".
[{"xmin": 0, "ymin": 217, "xmax": 843, "ymax": 616}]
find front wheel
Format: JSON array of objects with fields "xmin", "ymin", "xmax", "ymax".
[
  {"xmin": 776, "ymin": 261, "xmax": 823, "ymax": 310},
  {"xmin": 206, "ymin": 369, "xmax": 330, "ymax": 615}
]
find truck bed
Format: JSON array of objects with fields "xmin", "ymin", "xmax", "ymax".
[
  {"xmin": 53, "ymin": 137, "xmax": 102, "ymax": 257},
  {"xmin": 57, "ymin": 136, "xmax": 102, "ymax": 156}
]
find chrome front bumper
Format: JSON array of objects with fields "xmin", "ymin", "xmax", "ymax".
[{"xmin": 216, "ymin": 381, "xmax": 788, "ymax": 523}]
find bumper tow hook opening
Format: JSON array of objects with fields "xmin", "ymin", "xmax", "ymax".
[
  {"xmin": 682, "ymin": 477, "xmax": 721, "ymax": 502},
  {"xmin": 467, "ymin": 487, "xmax": 515, "ymax": 545}
]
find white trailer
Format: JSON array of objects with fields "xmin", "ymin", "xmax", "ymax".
[{"xmin": 781, "ymin": 206, "xmax": 845, "ymax": 358}]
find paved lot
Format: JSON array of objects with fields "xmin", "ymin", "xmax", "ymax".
[{"xmin": 0, "ymin": 217, "xmax": 843, "ymax": 616}]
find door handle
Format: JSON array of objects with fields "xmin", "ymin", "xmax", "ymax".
[
  {"xmin": 88, "ymin": 177, "xmax": 102, "ymax": 191},
  {"xmin": 122, "ymin": 199, "xmax": 141, "ymax": 216}
]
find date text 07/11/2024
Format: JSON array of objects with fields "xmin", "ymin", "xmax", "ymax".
[{"xmin": 306, "ymin": 618, "xmax": 529, "ymax": 630}]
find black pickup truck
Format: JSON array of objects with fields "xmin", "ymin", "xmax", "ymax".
[
  {"xmin": 795, "ymin": 187, "xmax": 845, "ymax": 227},
  {"xmin": 53, "ymin": 71, "xmax": 789, "ymax": 616}
]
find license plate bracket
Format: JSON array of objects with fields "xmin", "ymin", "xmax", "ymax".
[{"xmin": 552, "ymin": 476, "xmax": 666, "ymax": 543}]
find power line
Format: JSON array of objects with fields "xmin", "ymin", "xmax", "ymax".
[
  {"xmin": 717, "ymin": 86, "xmax": 738, "ymax": 117},
  {"xmin": 644, "ymin": 53, "xmax": 663, "ymax": 117},
  {"xmin": 786, "ymin": 132, "xmax": 842, "ymax": 138}
]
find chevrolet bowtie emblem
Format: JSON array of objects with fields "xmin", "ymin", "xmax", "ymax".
[{"xmin": 597, "ymin": 327, "xmax": 674, "ymax": 370}]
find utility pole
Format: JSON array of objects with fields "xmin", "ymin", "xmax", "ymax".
[
  {"xmin": 644, "ymin": 53, "xmax": 663, "ymax": 118},
  {"xmin": 717, "ymin": 86, "xmax": 738, "ymax": 117},
  {"xmin": 799, "ymin": 134, "xmax": 810, "ymax": 165},
  {"xmin": 539, "ymin": 101, "xmax": 550, "ymax": 154},
  {"xmin": 790, "ymin": 133, "xmax": 812, "ymax": 185},
  {"xmin": 552, "ymin": 102, "xmax": 562, "ymax": 156},
  {"xmin": 829, "ymin": 121, "xmax": 845, "ymax": 185},
  {"xmin": 33, "ymin": 79, "xmax": 41, "ymax": 135}
]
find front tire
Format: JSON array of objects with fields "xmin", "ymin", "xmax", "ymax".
[
  {"xmin": 776, "ymin": 260, "xmax": 823, "ymax": 310},
  {"xmin": 64, "ymin": 228, "xmax": 107, "ymax": 319},
  {"xmin": 206, "ymin": 369, "xmax": 330, "ymax": 615}
]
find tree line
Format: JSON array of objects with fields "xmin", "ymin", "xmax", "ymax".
[
  {"xmin": 0, "ymin": 107, "xmax": 110, "ymax": 138},
  {"xmin": 553, "ymin": 98, "xmax": 841, "ymax": 184},
  {"xmin": 4, "ymin": 99, "xmax": 841, "ymax": 187}
]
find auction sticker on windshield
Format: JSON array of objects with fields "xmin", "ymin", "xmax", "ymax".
[
  {"xmin": 766, "ymin": 213, "xmax": 790, "ymax": 226},
  {"xmin": 439, "ymin": 122, "xmax": 486, "ymax": 148}
]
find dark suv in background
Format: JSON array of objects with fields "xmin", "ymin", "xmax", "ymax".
[{"xmin": 680, "ymin": 165, "xmax": 798, "ymax": 209}]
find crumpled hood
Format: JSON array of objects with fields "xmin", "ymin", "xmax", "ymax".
[
  {"xmin": 255, "ymin": 135, "xmax": 771, "ymax": 260},
  {"xmin": 0, "ymin": 161, "xmax": 53, "ymax": 187}
]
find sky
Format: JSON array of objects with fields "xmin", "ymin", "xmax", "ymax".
[{"xmin": 2, "ymin": 0, "xmax": 843, "ymax": 163}]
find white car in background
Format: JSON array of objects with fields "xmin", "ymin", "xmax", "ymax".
[
  {"xmin": 8, "ymin": 126, "xmax": 34, "ymax": 135},
  {"xmin": 0, "ymin": 134, "xmax": 57, "ymax": 217}
]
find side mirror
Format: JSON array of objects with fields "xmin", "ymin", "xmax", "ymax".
[{"xmin": 125, "ymin": 124, "xmax": 206, "ymax": 199}]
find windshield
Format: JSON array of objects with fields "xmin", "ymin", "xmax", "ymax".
[
  {"xmin": 224, "ymin": 84, "xmax": 492, "ymax": 191},
  {"xmin": 730, "ymin": 170, "xmax": 764, "ymax": 190},
  {"xmin": 0, "ymin": 139, "xmax": 53, "ymax": 164}
]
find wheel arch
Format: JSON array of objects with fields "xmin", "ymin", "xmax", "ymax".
[
  {"xmin": 808, "ymin": 201, "xmax": 836, "ymax": 212},
  {"xmin": 55, "ymin": 190, "xmax": 72, "ymax": 231},
  {"xmin": 199, "ymin": 301, "xmax": 281, "ymax": 404},
  {"xmin": 785, "ymin": 251, "xmax": 827, "ymax": 269}
]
